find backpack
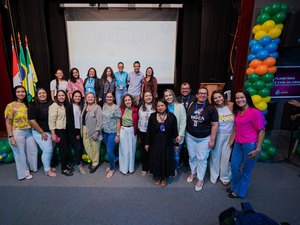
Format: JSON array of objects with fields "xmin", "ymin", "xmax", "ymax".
[{"xmin": 219, "ymin": 202, "xmax": 280, "ymax": 225}]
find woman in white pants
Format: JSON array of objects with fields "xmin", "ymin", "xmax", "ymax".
[
  {"xmin": 209, "ymin": 90, "xmax": 234, "ymax": 185},
  {"xmin": 186, "ymin": 88, "xmax": 218, "ymax": 191},
  {"xmin": 5, "ymin": 85, "xmax": 38, "ymax": 180},
  {"xmin": 119, "ymin": 94, "xmax": 139, "ymax": 175}
]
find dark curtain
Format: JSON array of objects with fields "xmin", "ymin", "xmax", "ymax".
[
  {"xmin": 0, "ymin": 11, "xmax": 13, "ymax": 130},
  {"xmin": 181, "ymin": 0, "xmax": 232, "ymax": 94},
  {"xmin": 234, "ymin": 0, "xmax": 255, "ymax": 93}
]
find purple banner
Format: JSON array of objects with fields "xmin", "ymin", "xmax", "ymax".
[{"xmin": 270, "ymin": 67, "xmax": 300, "ymax": 98}]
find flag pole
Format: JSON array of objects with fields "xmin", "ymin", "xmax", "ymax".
[{"xmin": 7, "ymin": 0, "xmax": 18, "ymax": 59}]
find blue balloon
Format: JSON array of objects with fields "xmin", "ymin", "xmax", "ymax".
[
  {"xmin": 251, "ymin": 44, "xmax": 264, "ymax": 54},
  {"xmin": 249, "ymin": 39, "xmax": 259, "ymax": 48},
  {"xmin": 269, "ymin": 52, "xmax": 279, "ymax": 58},
  {"xmin": 262, "ymin": 109, "xmax": 268, "ymax": 116},
  {"xmin": 256, "ymin": 50, "xmax": 270, "ymax": 60},
  {"xmin": 272, "ymin": 38, "xmax": 280, "ymax": 44},
  {"xmin": 264, "ymin": 119, "xmax": 268, "ymax": 126},
  {"xmin": 259, "ymin": 36, "xmax": 272, "ymax": 46},
  {"xmin": 247, "ymin": 54, "xmax": 256, "ymax": 62},
  {"xmin": 265, "ymin": 43, "xmax": 278, "ymax": 53}
]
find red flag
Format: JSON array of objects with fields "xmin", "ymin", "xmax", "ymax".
[{"xmin": 12, "ymin": 39, "xmax": 21, "ymax": 87}]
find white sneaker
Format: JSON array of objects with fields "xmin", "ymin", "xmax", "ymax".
[{"xmin": 25, "ymin": 174, "xmax": 33, "ymax": 180}]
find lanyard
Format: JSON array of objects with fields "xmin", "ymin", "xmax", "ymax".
[
  {"xmin": 181, "ymin": 95, "xmax": 190, "ymax": 108},
  {"xmin": 194, "ymin": 103, "xmax": 205, "ymax": 115}
]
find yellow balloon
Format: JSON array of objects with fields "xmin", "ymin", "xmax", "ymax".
[
  {"xmin": 0, "ymin": 155, "xmax": 2, "ymax": 160},
  {"xmin": 255, "ymin": 30, "xmax": 268, "ymax": 40},
  {"xmin": 262, "ymin": 20, "xmax": 275, "ymax": 32},
  {"xmin": 87, "ymin": 159, "xmax": 91, "ymax": 163},
  {"xmin": 252, "ymin": 95, "xmax": 262, "ymax": 104},
  {"xmin": 268, "ymin": 27, "xmax": 282, "ymax": 39},
  {"xmin": 275, "ymin": 23, "xmax": 284, "ymax": 30},
  {"xmin": 255, "ymin": 101, "xmax": 268, "ymax": 111},
  {"xmin": 262, "ymin": 96, "xmax": 271, "ymax": 103},
  {"xmin": 252, "ymin": 24, "xmax": 263, "ymax": 34}
]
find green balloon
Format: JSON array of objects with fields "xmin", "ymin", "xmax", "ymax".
[
  {"xmin": 4, "ymin": 152, "xmax": 14, "ymax": 163},
  {"xmin": 267, "ymin": 146, "xmax": 277, "ymax": 157},
  {"xmin": 257, "ymin": 88, "xmax": 270, "ymax": 97},
  {"xmin": 257, "ymin": 12, "xmax": 271, "ymax": 24},
  {"xmin": 259, "ymin": 151, "xmax": 269, "ymax": 161},
  {"xmin": 244, "ymin": 80, "xmax": 252, "ymax": 89},
  {"xmin": 246, "ymin": 87, "xmax": 257, "ymax": 96},
  {"xmin": 268, "ymin": 2, "xmax": 282, "ymax": 16},
  {"xmin": 265, "ymin": 82, "xmax": 275, "ymax": 89},
  {"xmin": 103, "ymin": 153, "xmax": 109, "ymax": 162},
  {"xmin": 261, "ymin": 73, "xmax": 274, "ymax": 83},
  {"xmin": 273, "ymin": 11, "xmax": 287, "ymax": 24},
  {"xmin": 135, "ymin": 149, "xmax": 141, "ymax": 160},
  {"xmin": 248, "ymin": 73, "xmax": 260, "ymax": 83},
  {"xmin": 0, "ymin": 140, "xmax": 11, "ymax": 153},
  {"xmin": 263, "ymin": 138, "xmax": 272, "ymax": 146},
  {"xmin": 262, "ymin": 142, "xmax": 268, "ymax": 151},
  {"xmin": 261, "ymin": 5, "xmax": 270, "ymax": 14},
  {"xmin": 253, "ymin": 80, "xmax": 266, "ymax": 90},
  {"xmin": 281, "ymin": 3, "xmax": 289, "ymax": 12}
]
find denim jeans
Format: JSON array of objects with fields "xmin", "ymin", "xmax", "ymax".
[
  {"xmin": 174, "ymin": 143, "xmax": 183, "ymax": 170},
  {"xmin": 231, "ymin": 142, "xmax": 259, "ymax": 198},
  {"xmin": 103, "ymin": 131, "xmax": 116, "ymax": 170},
  {"xmin": 9, "ymin": 129, "xmax": 38, "ymax": 180},
  {"xmin": 32, "ymin": 129, "xmax": 54, "ymax": 172},
  {"xmin": 115, "ymin": 88, "xmax": 127, "ymax": 106},
  {"xmin": 186, "ymin": 132, "xmax": 211, "ymax": 181}
]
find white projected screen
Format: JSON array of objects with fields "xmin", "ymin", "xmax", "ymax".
[{"xmin": 66, "ymin": 21, "xmax": 177, "ymax": 83}]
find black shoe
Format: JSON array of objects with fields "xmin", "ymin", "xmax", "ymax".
[
  {"xmin": 226, "ymin": 188, "xmax": 234, "ymax": 194},
  {"xmin": 61, "ymin": 169, "xmax": 73, "ymax": 176},
  {"xmin": 88, "ymin": 164, "xmax": 92, "ymax": 169},
  {"xmin": 67, "ymin": 165, "xmax": 75, "ymax": 172},
  {"xmin": 90, "ymin": 165, "xmax": 99, "ymax": 174},
  {"xmin": 228, "ymin": 193, "xmax": 240, "ymax": 198}
]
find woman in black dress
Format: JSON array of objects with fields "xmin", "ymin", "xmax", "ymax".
[{"xmin": 145, "ymin": 99, "xmax": 178, "ymax": 187}]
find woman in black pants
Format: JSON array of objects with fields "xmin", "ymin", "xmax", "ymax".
[
  {"xmin": 49, "ymin": 90, "xmax": 73, "ymax": 176},
  {"xmin": 66, "ymin": 90, "xmax": 87, "ymax": 175}
]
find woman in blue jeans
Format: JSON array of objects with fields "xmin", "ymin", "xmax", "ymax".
[
  {"xmin": 227, "ymin": 90, "xmax": 264, "ymax": 198},
  {"xmin": 102, "ymin": 92, "xmax": 121, "ymax": 178},
  {"xmin": 28, "ymin": 88, "xmax": 56, "ymax": 177}
]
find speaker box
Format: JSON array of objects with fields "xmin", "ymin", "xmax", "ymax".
[
  {"xmin": 280, "ymin": 11, "xmax": 300, "ymax": 47},
  {"xmin": 280, "ymin": 102, "xmax": 300, "ymax": 131}
]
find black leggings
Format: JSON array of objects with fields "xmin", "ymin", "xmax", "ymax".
[{"xmin": 55, "ymin": 129, "xmax": 69, "ymax": 171}]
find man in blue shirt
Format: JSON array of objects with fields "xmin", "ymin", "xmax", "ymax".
[
  {"xmin": 128, "ymin": 61, "xmax": 144, "ymax": 105},
  {"xmin": 114, "ymin": 62, "xmax": 129, "ymax": 106}
]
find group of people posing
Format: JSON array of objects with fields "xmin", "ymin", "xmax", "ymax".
[{"xmin": 5, "ymin": 61, "xmax": 265, "ymax": 199}]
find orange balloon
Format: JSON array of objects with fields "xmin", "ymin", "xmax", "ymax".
[
  {"xmin": 255, "ymin": 65, "xmax": 268, "ymax": 75},
  {"xmin": 246, "ymin": 67, "xmax": 256, "ymax": 75},
  {"xmin": 268, "ymin": 66, "xmax": 277, "ymax": 74},
  {"xmin": 263, "ymin": 57, "xmax": 276, "ymax": 67},
  {"xmin": 249, "ymin": 59, "xmax": 263, "ymax": 68}
]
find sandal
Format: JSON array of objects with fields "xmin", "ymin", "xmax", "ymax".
[
  {"xmin": 228, "ymin": 192, "xmax": 240, "ymax": 198},
  {"xmin": 226, "ymin": 188, "xmax": 234, "ymax": 194},
  {"xmin": 106, "ymin": 167, "xmax": 110, "ymax": 172},
  {"xmin": 154, "ymin": 179, "xmax": 161, "ymax": 186},
  {"xmin": 221, "ymin": 181, "xmax": 230, "ymax": 186},
  {"xmin": 141, "ymin": 171, "xmax": 147, "ymax": 176},
  {"xmin": 79, "ymin": 165, "xmax": 87, "ymax": 175},
  {"xmin": 106, "ymin": 170, "xmax": 114, "ymax": 179},
  {"xmin": 45, "ymin": 170, "xmax": 57, "ymax": 177},
  {"xmin": 161, "ymin": 179, "xmax": 167, "ymax": 187}
]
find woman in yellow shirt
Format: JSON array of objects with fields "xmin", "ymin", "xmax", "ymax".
[{"xmin": 4, "ymin": 85, "xmax": 38, "ymax": 180}]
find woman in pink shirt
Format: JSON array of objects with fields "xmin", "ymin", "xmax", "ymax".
[
  {"xmin": 227, "ymin": 90, "xmax": 265, "ymax": 198},
  {"xmin": 68, "ymin": 68, "xmax": 84, "ymax": 100}
]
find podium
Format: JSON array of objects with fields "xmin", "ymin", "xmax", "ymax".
[{"xmin": 200, "ymin": 83, "xmax": 225, "ymax": 103}]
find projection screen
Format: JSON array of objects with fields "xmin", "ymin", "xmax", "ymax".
[{"xmin": 65, "ymin": 8, "xmax": 178, "ymax": 83}]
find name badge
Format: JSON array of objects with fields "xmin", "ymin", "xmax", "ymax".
[
  {"xmin": 160, "ymin": 124, "xmax": 166, "ymax": 132},
  {"xmin": 193, "ymin": 120, "xmax": 198, "ymax": 127},
  {"xmin": 120, "ymin": 85, "xmax": 123, "ymax": 90}
]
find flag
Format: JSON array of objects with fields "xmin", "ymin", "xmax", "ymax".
[
  {"xmin": 18, "ymin": 39, "xmax": 28, "ymax": 92},
  {"xmin": 11, "ymin": 41, "xmax": 21, "ymax": 87},
  {"xmin": 25, "ymin": 37, "xmax": 38, "ymax": 101}
]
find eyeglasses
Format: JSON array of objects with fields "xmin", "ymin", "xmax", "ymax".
[{"xmin": 198, "ymin": 92, "xmax": 207, "ymax": 95}]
